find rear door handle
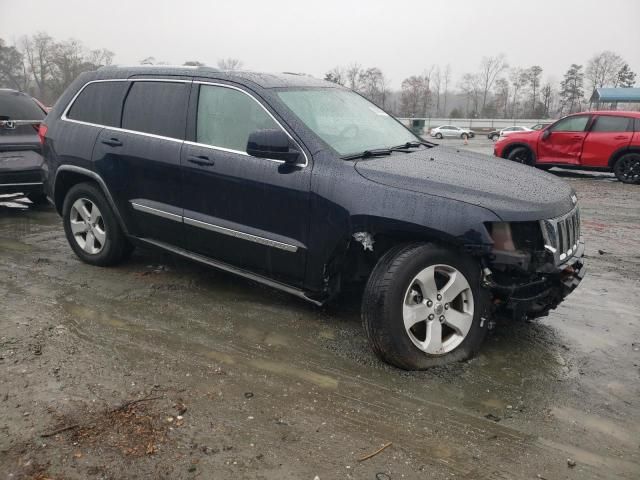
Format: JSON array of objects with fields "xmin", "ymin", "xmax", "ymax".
[
  {"xmin": 101, "ymin": 137, "xmax": 123, "ymax": 147},
  {"xmin": 187, "ymin": 155, "xmax": 215, "ymax": 167},
  {"xmin": 613, "ymin": 135, "xmax": 629, "ymax": 140}
]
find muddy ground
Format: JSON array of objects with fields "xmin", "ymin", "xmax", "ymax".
[{"xmin": 1, "ymin": 139, "xmax": 639, "ymax": 479}]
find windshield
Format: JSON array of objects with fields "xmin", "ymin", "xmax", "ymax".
[{"xmin": 277, "ymin": 88, "xmax": 417, "ymax": 156}]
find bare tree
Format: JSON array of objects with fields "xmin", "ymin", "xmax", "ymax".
[
  {"xmin": 541, "ymin": 82, "xmax": 554, "ymax": 117},
  {"xmin": 585, "ymin": 51, "xmax": 624, "ymax": 92},
  {"xmin": 20, "ymin": 32, "xmax": 55, "ymax": 100},
  {"xmin": 400, "ymin": 75, "xmax": 429, "ymax": 117},
  {"xmin": 432, "ymin": 66, "xmax": 442, "ymax": 116},
  {"xmin": 493, "ymin": 77, "xmax": 510, "ymax": 118},
  {"xmin": 324, "ymin": 66, "xmax": 346, "ymax": 85},
  {"xmin": 459, "ymin": 73, "xmax": 482, "ymax": 117},
  {"xmin": 442, "ymin": 64, "xmax": 451, "ymax": 116},
  {"xmin": 217, "ymin": 58, "xmax": 243, "ymax": 70},
  {"xmin": 0, "ymin": 38, "xmax": 29, "ymax": 91},
  {"xmin": 524, "ymin": 65, "xmax": 543, "ymax": 117},
  {"xmin": 509, "ymin": 67, "xmax": 528, "ymax": 119},
  {"xmin": 478, "ymin": 54, "xmax": 508, "ymax": 115},
  {"xmin": 345, "ymin": 63, "xmax": 363, "ymax": 91}
]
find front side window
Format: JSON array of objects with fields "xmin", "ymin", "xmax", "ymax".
[
  {"xmin": 67, "ymin": 81, "xmax": 128, "ymax": 127},
  {"xmin": 550, "ymin": 115, "xmax": 590, "ymax": 132},
  {"xmin": 196, "ymin": 85, "xmax": 280, "ymax": 152},
  {"xmin": 122, "ymin": 81, "xmax": 189, "ymax": 139},
  {"xmin": 277, "ymin": 88, "xmax": 416, "ymax": 156},
  {"xmin": 591, "ymin": 115, "xmax": 632, "ymax": 132}
]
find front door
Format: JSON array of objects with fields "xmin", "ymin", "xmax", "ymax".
[
  {"xmin": 181, "ymin": 82, "xmax": 311, "ymax": 286},
  {"xmin": 537, "ymin": 114, "xmax": 591, "ymax": 165},
  {"xmin": 92, "ymin": 80, "xmax": 191, "ymax": 246}
]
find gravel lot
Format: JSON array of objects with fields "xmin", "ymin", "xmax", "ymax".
[{"xmin": 1, "ymin": 139, "xmax": 639, "ymax": 479}]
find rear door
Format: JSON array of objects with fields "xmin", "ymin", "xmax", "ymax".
[
  {"xmin": 181, "ymin": 82, "xmax": 311, "ymax": 286},
  {"xmin": 92, "ymin": 79, "xmax": 191, "ymax": 247},
  {"xmin": 580, "ymin": 115, "xmax": 633, "ymax": 167},
  {"xmin": 537, "ymin": 114, "xmax": 591, "ymax": 165}
]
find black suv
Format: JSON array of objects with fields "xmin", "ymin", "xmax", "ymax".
[{"xmin": 41, "ymin": 66, "xmax": 585, "ymax": 369}]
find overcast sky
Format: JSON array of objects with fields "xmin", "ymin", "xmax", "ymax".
[{"xmin": 1, "ymin": 0, "xmax": 639, "ymax": 88}]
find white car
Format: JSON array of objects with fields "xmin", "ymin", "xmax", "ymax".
[
  {"xmin": 499, "ymin": 126, "xmax": 533, "ymax": 138},
  {"xmin": 429, "ymin": 125, "xmax": 474, "ymax": 139}
]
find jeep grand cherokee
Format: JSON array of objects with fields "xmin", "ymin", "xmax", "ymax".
[{"xmin": 40, "ymin": 66, "xmax": 585, "ymax": 369}]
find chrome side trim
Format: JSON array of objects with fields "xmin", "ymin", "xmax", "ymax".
[
  {"xmin": 183, "ymin": 216, "xmax": 298, "ymax": 252},
  {"xmin": 131, "ymin": 202, "xmax": 182, "ymax": 222},
  {"xmin": 53, "ymin": 165, "xmax": 129, "ymax": 234},
  {"xmin": 193, "ymin": 81, "xmax": 309, "ymax": 167},
  {"xmin": 137, "ymin": 237, "xmax": 322, "ymax": 306},
  {"xmin": 183, "ymin": 141, "xmax": 249, "ymax": 157},
  {"xmin": 0, "ymin": 182, "xmax": 43, "ymax": 187}
]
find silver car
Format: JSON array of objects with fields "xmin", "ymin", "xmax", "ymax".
[{"xmin": 429, "ymin": 125, "xmax": 474, "ymax": 139}]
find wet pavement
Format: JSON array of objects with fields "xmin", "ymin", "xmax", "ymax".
[{"xmin": 1, "ymin": 141, "xmax": 639, "ymax": 479}]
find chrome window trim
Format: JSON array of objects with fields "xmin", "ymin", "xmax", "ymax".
[
  {"xmin": 0, "ymin": 182, "xmax": 43, "ymax": 187},
  {"xmin": 129, "ymin": 201, "xmax": 299, "ymax": 253},
  {"xmin": 131, "ymin": 202, "xmax": 182, "ymax": 222},
  {"xmin": 193, "ymin": 81, "xmax": 308, "ymax": 167},
  {"xmin": 59, "ymin": 78, "xmax": 309, "ymax": 166}
]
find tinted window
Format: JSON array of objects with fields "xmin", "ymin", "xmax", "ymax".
[
  {"xmin": 122, "ymin": 81, "xmax": 188, "ymax": 139},
  {"xmin": 67, "ymin": 81, "xmax": 128, "ymax": 127},
  {"xmin": 196, "ymin": 85, "xmax": 280, "ymax": 152},
  {"xmin": 591, "ymin": 116, "xmax": 632, "ymax": 132},
  {"xmin": 550, "ymin": 115, "xmax": 589, "ymax": 132},
  {"xmin": 0, "ymin": 92, "xmax": 45, "ymax": 120}
]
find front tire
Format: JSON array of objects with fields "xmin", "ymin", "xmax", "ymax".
[
  {"xmin": 506, "ymin": 146, "xmax": 534, "ymax": 166},
  {"xmin": 613, "ymin": 153, "xmax": 640, "ymax": 184},
  {"xmin": 362, "ymin": 243, "xmax": 488, "ymax": 370},
  {"xmin": 461, "ymin": 133, "xmax": 468, "ymax": 140},
  {"xmin": 435, "ymin": 133, "xmax": 443, "ymax": 139},
  {"xmin": 62, "ymin": 182, "xmax": 133, "ymax": 266}
]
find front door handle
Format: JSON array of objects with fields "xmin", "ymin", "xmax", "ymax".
[
  {"xmin": 187, "ymin": 155, "xmax": 215, "ymax": 167},
  {"xmin": 571, "ymin": 135, "xmax": 583, "ymax": 140},
  {"xmin": 101, "ymin": 137, "xmax": 123, "ymax": 147}
]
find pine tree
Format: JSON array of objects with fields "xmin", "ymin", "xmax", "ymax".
[
  {"xmin": 616, "ymin": 64, "xmax": 636, "ymax": 88},
  {"xmin": 559, "ymin": 64, "xmax": 584, "ymax": 114}
]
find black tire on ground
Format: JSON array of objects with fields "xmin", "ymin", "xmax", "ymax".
[
  {"xmin": 26, "ymin": 192, "xmax": 48, "ymax": 205},
  {"xmin": 490, "ymin": 134, "xmax": 499, "ymax": 141},
  {"xmin": 507, "ymin": 146, "xmax": 534, "ymax": 166},
  {"xmin": 435, "ymin": 133, "xmax": 443, "ymax": 139},
  {"xmin": 62, "ymin": 182, "xmax": 133, "ymax": 266},
  {"xmin": 361, "ymin": 243, "xmax": 488, "ymax": 370},
  {"xmin": 613, "ymin": 153, "xmax": 640, "ymax": 184},
  {"xmin": 461, "ymin": 133, "xmax": 468, "ymax": 140}
]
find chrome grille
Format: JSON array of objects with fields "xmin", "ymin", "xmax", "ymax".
[{"xmin": 540, "ymin": 206, "xmax": 581, "ymax": 264}]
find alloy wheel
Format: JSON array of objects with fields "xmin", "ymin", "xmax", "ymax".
[
  {"xmin": 69, "ymin": 198, "xmax": 106, "ymax": 254},
  {"xmin": 616, "ymin": 155, "xmax": 640, "ymax": 183},
  {"xmin": 402, "ymin": 264, "xmax": 474, "ymax": 355}
]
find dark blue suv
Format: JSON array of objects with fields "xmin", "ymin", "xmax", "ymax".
[{"xmin": 41, "ymin": 66, "xmax": 585, "ymax": 369}]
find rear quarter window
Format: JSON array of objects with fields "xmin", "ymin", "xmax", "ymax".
[
  {"xmin": 66, "ymin": 81, "xmax": 129, "ymax": 127},
  {"xmin": 121, "ymin": 81, "xmax": 189, "ymax": 139},
  {"xmin": 0, "ymin": 92, "xmax": 45, "ymax": 120}
]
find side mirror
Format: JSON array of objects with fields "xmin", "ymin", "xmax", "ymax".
[
  {"xmin": 247, "ymin": 129, "xmax": 300, "ymax": 164},
  {"xmin": 542, "ymin": 129, "xmax": 551, "ymax": 140}
]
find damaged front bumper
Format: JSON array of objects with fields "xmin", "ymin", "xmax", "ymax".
[{"xmin": 484, "ymin": 241, "xmax": 586, "ymax": 320}]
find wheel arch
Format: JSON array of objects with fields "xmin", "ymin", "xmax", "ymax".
[
  {"xmin": 501, "ymin": 142, "xmax": 536, "ymax": 161},
  {"xmin": 608, "ymin": 146, "xmax": 640, "ymax": 168},
  {"xmin": 53, "ymin": 165, "xmax": 129, "ymax": 234}
]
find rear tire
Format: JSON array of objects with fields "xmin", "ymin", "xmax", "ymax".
[
  {"xmin": 461, "ymin": 133, "xmax": 468, "ymax": 140},
  {"xmin": 507, "ymin": 146, "xmax": 534, "ymax": 166},
  {"xmin": 62, "ymin": 182, "xmax": 133, "ymax": 266},
  {"xmin": 613, "ymin": 153, "xmax": 640, "ymax": 184},
  {"xmin": 362, "ymin": 243, "xmax": 488, "ymax": 370}
]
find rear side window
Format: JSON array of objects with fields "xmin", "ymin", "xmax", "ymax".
[
  {"xmin": 0, "ymin": 92, "xmax": 45, "ymax": 120},
  {"xmin": 66, "ymin": 81, "xmax": 128, "ymax": 127},
  {"xmin": 122, "ymin": 81, "xmax": 189, "ymax": 139},
  {"xmin": 196, "ymin": 85, "xmax": 280, "ymax": 152},
  {"xmin": 591, "ymin": 116, "xmax": 633, "ymax": 132}
]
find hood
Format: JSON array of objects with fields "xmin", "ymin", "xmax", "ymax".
[{"xmin": 354, "ymin": 146, "xmax": 575, "ymax": 221}]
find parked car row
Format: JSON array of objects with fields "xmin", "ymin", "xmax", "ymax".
[{"xmin": 487, "ymin": 123, "xmax": 552, "ymax": 141}]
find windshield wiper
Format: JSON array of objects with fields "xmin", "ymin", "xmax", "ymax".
[
  {"xmin": 341, "ymin": 148, "xmax": 392, "ymax": 161},
  {"xmin": 389, "ymin": 140, "xmax": 436, "ymax": 151}
]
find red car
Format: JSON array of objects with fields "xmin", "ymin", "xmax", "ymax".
[{"xmin": 494, "ymin": 111, "xmax": 640, "ymax": 184}]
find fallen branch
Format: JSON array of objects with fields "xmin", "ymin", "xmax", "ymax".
[
  {"xmin": 41, "ymin": 424, "xmax": 80, "ymax": 438},
  {"xmin": 358, "ymin": 442, "xmax": 392, "ymax": 462},
  {"xmin": 111, "ymin": 396, "xmax": 163, "ymax": 413}
]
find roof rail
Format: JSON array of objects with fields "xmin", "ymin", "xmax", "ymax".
[{"xmin": 98, "ymin": 64, "xmax": 220, "ymax": 72}]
